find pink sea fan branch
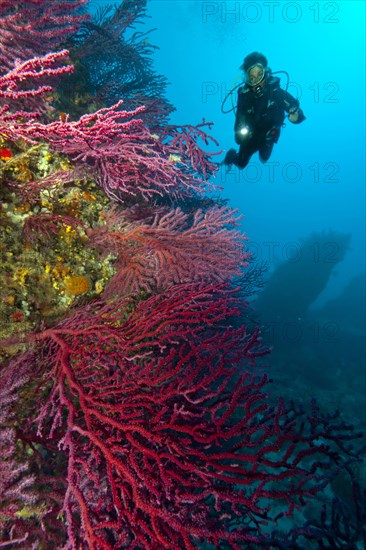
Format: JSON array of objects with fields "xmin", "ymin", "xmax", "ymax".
[
  {"xmin": 161, "ymin": 120, "xmax": 222, "ymax": 179},
  {"xmin": 0, "ymin": 354, "xmax": 36, "ymax": 542},
  {"xmin": 5, "ymin": 169, "xmax": 75, "ymax": 203},
  {"xmin": 88, "ymin": 205, "xmax": 249, "ymax": 297},
  {"xmin": 7, "ymin": 100, "xmax": 218, "ymax": 201},
  {"xmin": 22, "ymin": 213, "xmax": 83, "ymax": 244},
  {"xmin": 0, "ymin": 50, "xmax": 73, "ymax": 124},
  {"xmin": 0, "ymin": 50, "xmax": 73, "ymax": 101},
  {"xmin": 0, "ymin": 0, "xmax": 88, "ymax": 72}
]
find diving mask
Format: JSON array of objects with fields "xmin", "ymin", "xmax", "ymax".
[{"xmin": 245, "ymin": 63, "xmax": 266, "ymax": 87}]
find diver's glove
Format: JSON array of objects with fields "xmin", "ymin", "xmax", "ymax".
[{"xmin": 288, "ymin": 107, "xmax": 306, "ymax": 124}]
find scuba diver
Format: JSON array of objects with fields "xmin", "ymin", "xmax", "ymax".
[{"xmin": 223, "ymin": 52, "xmax": 306, "ymax": 169}]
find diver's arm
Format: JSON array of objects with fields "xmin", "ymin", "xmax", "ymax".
[{"xmin": 281, "ymin": 89, "xmax": 306, "ymax": 124}]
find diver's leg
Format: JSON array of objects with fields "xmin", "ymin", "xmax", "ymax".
[
  {"xmin": 258, "ymin": 140, "xmax": 274, "ymax": 162},
  {"xmin": 223, "ymin": 148, "xmax": 238, "ymax": 166},
  {"xmin": 259, "ymin": 128, "xmax": 280, "ymax": 162},
  {"xmin": 223, "ymin": 142, "xmax": 256, "ymax": 169},
  {"xmin": 236, "ymin": 143, "xmax": 255, "ymax": 168}
]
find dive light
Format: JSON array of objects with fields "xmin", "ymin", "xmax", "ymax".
[{"xmin": 239, "ymin": 126, "xmax": 251, "ymax": 137}]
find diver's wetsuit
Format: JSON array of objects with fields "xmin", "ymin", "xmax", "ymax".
[{"xmin": 229, "ymin": 75, "xmax": 305, "ymax": 168}]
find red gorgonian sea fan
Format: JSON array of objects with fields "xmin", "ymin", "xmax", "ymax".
[
  {"xmin": 88, "ymin": 205, "xmax": 249, "ymax": 297},
  {"xmin": 161, "ymin": 121, "xmax": 221, "ymax": 179},
  {"xmin": 0, "ymin": 49, "xmax": 74, "ymax": 123},
  {"xmin": 0, "ymin": 0, "xmax": 88, "ymax": 72},
  {"xmin": 0, "ymin": 352, "xmax": 38, "ymax": 548},
  {"xmin": 6, "ymin": 101, "xmax": 219, "ymax": 202},
  {"xmin": 7, "ymin": 282, "xmax": 356, "ymax": 549},
  {"xmin": 22, "ymin": 212, "xmax": 83, "ymax": 245},
  {"xmin": 14, "ymin": 283, "xmax": 268, "ymax": 548}
]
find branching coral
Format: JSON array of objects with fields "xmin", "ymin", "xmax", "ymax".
[
  {"xmin": 0, "ymin": 50, "xmax": 74, "ymax": 119},
  {"xmin": 0, "ymin": 0, "xmax": 88, "ymax": 72},
  {"xmin": 58, "ymin": 0, "xmax": 173, "ymax": 124},
  {"xmin": 88, "ymin": 205, "xmax": 249, "ymax": 297},
  {"xmin": 5, "ymin": 285, "xmax": 363, "ymax": 549},
  {"xmin": 161, "ymin": 121, "xmax": 221, "ymax": 179},
  {"xmin": 5, "ymin": 100, "xmax": 219, "ymax": 202},
  {"xmin": 0, "ymin": 353, "xmax": 37, "ymax": 547}
]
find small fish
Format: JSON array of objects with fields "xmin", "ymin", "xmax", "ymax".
[{"xmin": 0, "ymin": 147, "xmax": 12, "ymax": 160}]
